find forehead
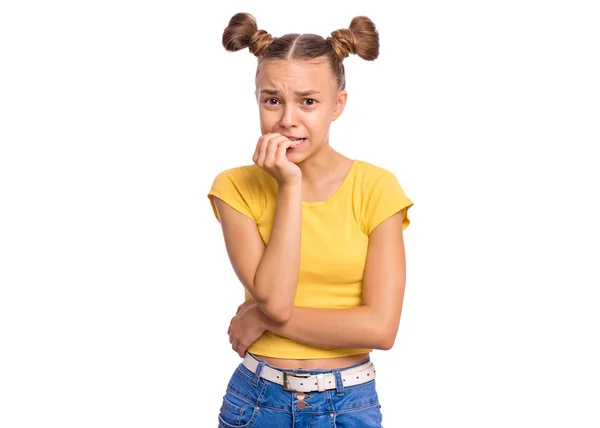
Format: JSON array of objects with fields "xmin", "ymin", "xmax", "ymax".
[{"xmin": 256, "ymin": 59, "xmax": 335, "ymax": 92}]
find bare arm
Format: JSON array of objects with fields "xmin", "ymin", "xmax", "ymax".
[
  {"xmin": 260, "ymin": 211, "xmax": 407, "ymax": 350},
  {"xmin": 213, "ymin": 182, "xmax": 302, "ymax": 322}
]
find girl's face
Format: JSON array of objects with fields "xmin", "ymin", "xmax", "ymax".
[{"xmin": 255, "ymin": 58, "xmax": 347, "ymax": 164}]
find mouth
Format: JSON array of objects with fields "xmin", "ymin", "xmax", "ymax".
[{"xmin": 287, "ymin": 137, "xmax": 306, "ymax": 149}]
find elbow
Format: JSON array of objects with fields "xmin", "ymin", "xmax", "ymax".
[
  {"xmin": 369, "ymin": 308, "xmax": 401, "ymax": 350},
  {"xmin": 264, "ymin": 305, "xmax": 292, "ymax": 323},
  {"xmin": 374, "ymin": 323, "xmax": 399, "ymax": 350},
  {"xmin": 251, "ymin": 276, "xmax": 295, "ymax": 323},
  {"xmin": 377, "ymin": 333, "xmax": 396, "ymax": 351}
]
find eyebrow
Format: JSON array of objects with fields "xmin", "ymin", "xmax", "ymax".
[{"xmin": 260, "ymin": 89, "xmax": 321, "ymax": 97}]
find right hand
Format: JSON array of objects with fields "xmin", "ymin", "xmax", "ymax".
[
  {"xmin": 252, "ymin": 133, "xmax": 302, "ymax": 185},
  {"xmin": 228, "ymin": 300, "xmax": 268, "ymax": 358}
]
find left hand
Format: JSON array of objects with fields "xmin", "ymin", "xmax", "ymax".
[{"xmin": 228, "ymin": 300, "xmax": 268, "ymax": 358}]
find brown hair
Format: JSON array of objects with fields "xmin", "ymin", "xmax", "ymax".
[{"xmin": 222, "ymin": 12, "xmax": 379, "ymax": 90}]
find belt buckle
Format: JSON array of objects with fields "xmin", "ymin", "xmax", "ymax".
[{"xmin": 282, "ymin": 371, "xmax": 311, "ymax": 392}]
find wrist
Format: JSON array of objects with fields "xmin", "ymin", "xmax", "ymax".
[
  {"xmin": 277, "ymin": 182, "xmax": 302, "ymax": 201},
  {"xmin": 277, "ymin": 178, "xmax": 302, "ymax": 190}
]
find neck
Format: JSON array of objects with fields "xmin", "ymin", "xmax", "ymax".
[{"xmin": 297, "ymin": 145, "xmax": 346, "ymax": 187}]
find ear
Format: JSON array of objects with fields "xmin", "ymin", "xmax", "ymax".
[{"xmin": 331, "ymin": 90, "xmax": 348, "ymax": 121}]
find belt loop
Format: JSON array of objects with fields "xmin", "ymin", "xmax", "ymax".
[
  {"xmin": 252, "ymin": 360, "xmax": 266, "ymax": 387},
  {"xmin": 333, "ymin": 369, "xmax": 345, "ymax": 396},
  {"xmin": 316, "ymin": 374, "xmax": 326, "ymax": 392}
]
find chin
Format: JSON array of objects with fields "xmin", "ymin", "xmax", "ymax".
[{"xmin": 285, "ymin": 152, "xmax": 305, "ymax": 164}]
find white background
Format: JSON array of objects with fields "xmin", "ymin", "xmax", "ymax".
[{"xmin": 1, "ymin": 0, "xmax": 599, "ymax": 427}]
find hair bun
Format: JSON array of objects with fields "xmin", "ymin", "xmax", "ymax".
[
  {"xmin": 222, "ymin": 12, "xmax": 274, "ymax": 57},
  {"xmin": 328, "ymin": 29, "xmax": 356, "ymax": 60},
  {"xmin": 328, "ymin": 16, "xmax": 379, "ymax": 61},
  {"xmin": 249, "ymin": 29, "xmax": 274, "ymax": 56}
]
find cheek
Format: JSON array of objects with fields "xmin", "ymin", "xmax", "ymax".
[
  {"xmin": 260, "ymin": 108, "xmax": 279, "ymax": 119},
  {"xmin": 310, "ymin": 114, "xmax": 331, "ymax": 133},
  {"xmin": 258, "ymin": 111, "xmax": 276, "ymax": 128},
  {"xmin": 305, "ymin": 112, "xmax": 324, "ymax": 127}
]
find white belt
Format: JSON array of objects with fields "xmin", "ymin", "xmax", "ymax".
[{"xmin": 242, "ymin": 353, "xmax": 376, "ymax": 393}]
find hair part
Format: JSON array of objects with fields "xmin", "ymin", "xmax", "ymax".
[{"xmin": 222, "ymin": 12, "xmax": 380, "ymax": 90}]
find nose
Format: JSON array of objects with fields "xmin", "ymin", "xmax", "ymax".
[{"xmin": 279, "ymin": 104, "xmax": 298, "ymax": 128}]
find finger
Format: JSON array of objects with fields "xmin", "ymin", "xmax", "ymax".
[
  {"xmin": 275, "ymin": 139, "xmax": 295, "ymax": 166},
  {"xmin": 259, "ymin": 133, "xmax": 285, "ymax": 164},
  {"xmin": 237, "ymin": 342, "xmax": 246, "ymax": 358},
  {"xmin": 268, "ymin": 134, "xmax": 291, "ymax": 146},
  {"xmin": 265, "ymin": 134, "xmax": 292, "ymax": 166},
  {"xmin": 255, "ymin": 136, "xmax": 270, "ymax": 167},
  {"xmin": 236, "ymin": 303, "xmax": 245, "ymax": 314},
  {"xmin": 256, "ymin": 133, "xmax": 290, "ymax": 167},
  {"xmin": 231, "ymin": 339, "xmax": 239, "ymax": 353},
  {"xmin": 253, "ymin": 133, "xmax": 271, "ymax": 165},
  {"xmin": 264, "ymin": 139, "xmax": 281, "ymax": 168}
]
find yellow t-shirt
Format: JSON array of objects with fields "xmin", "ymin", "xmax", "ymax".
[{"xmin": 207, "ymin": 159, "xmax": 413, "ymax": 359}]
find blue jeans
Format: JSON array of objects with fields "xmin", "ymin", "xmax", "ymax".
[{"xmin": 217, "ymin": 354, "xmax": 383, "ymax": 427}]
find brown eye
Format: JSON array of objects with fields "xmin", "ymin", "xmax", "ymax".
[{"xmin": 303, "ymin": 99, "xmax": 317, "ymax": 106}]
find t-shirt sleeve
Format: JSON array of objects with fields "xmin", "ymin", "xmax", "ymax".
[
  {"xmin": 362, "ymin": 170, "xmax": 413, "ymax": 235},
  {"xmin": 207, "ymin": 169, "xmax": 258, "ymax": 223}
]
